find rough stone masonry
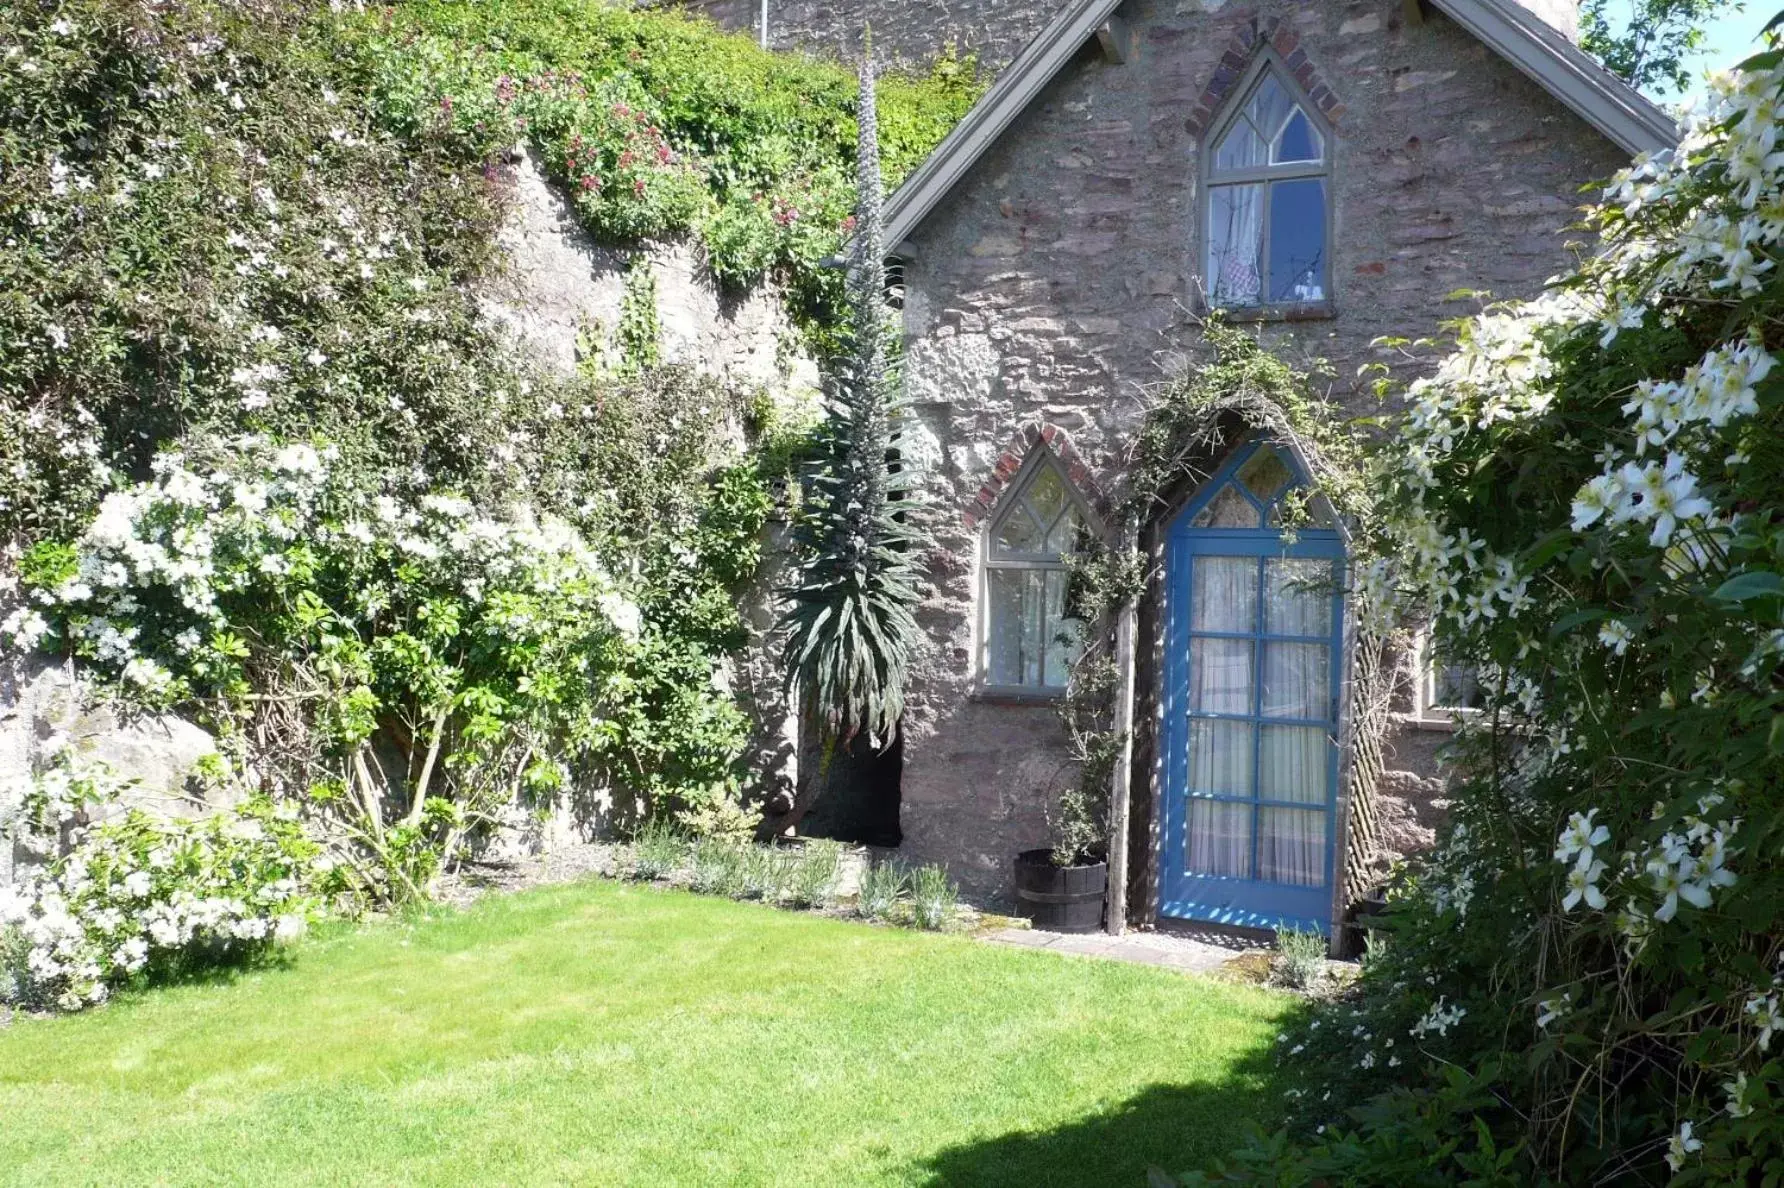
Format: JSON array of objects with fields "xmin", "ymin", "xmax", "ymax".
[{"xmin": 873, "ymin": 0, "xmax": 1619, "ymax": 901}]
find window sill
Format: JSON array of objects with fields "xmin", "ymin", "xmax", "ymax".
[
  {"xmin": 1398, "ymin": 710, "xmax": 1480, "ymax": 733},
  {"xmin": 972, "ymin": 688, "xmax": 1066, "ymax": 707},
  {"xmin": 1213, "ymin": 300, "xmax": 1336, "ymax": 323}
]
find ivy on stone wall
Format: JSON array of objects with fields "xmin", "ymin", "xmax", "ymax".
[{"xmin": 351, "ymin": 0, "xmax": 984, "ymax": 343}]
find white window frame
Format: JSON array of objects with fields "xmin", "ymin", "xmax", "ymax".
[
  {"xmin": 1200, "ymin": 55, "xmax": 1334, "ymax": 314},
  {"xmin": 1410, "ymin": 630, "xmax": 1484, "ymax": 730},
  {"xmin": 979, "ymin": 450, "xmax": 1097, "ymax": 700}
]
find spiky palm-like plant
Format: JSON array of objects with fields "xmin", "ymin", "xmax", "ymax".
[{"xmin": 779, "ymin": 39, "xmax": 922, "ymax": 766}]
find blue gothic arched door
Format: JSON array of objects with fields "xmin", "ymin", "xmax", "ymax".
[{"xmin": 1159, "ymin": 439, "xmax": 1344, "ymax": 936}]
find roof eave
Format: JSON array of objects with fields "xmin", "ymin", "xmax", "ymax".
[
  {"xmin": 881, "ymin": 0, "xmax": 1679, "ymax": 253},
  {"xmin": 1425, "ymin": 0, "xmax": 1677, "ymax": 156}
]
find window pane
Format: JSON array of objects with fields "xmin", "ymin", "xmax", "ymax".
[
  {"xmin": 1261, "ymin": 643, "xmax": 1329, "ymax": 719},
  {"xmin": 1191, "ymin": 556, "xmax": 1258, "ymax": 633},
  {"xmin": 1213, "ymin": 116, "xmax": 1266, "ymax": 172},
  {"xmin": 1191, "ymin": 483, "xmax": 1261, "ymax": 529},
  {"xmin": 1265, "ymin": 558, "xmax": 1333, "ymax": 636},
  {"xmin": 1025, "ymin": 465, "xmax": 1066, "ymax": 527},
  {"xmin": 1041, "ymin": 569, "xmax": 1078, "ymax": 687},
  {"xmin": 1237, "ymin": 448, "xmax": 1292, "ymax": 503},
  {"xmin": 988, "ymin": 568, "xmax": 1045, "ymax": 686},
  {"xmin": 1258, "ymin": 807, "xmax": 1325, "ymax": 885},
  {"xmin": 993, "ymin": 504, "xmax": 1045, "ymax": 554},
  {"xmin": 1267, "ymin": 179, "xmax": 1325, "ymax": 302},
  {"xmin": 1191, "ymin": 638, "xmax": 1253, "ymax": 715},
  {"xmin": 1187, "ymin": 799, "xmax": 1252, "ymax": 878},
  {"xmin": 1207, "ymin": 184, "xmax": 1263, "ymax": 306},
  {"xmin": 1245, "ymin": 75, "xmax": 1297, "ymax": 151},
  {"xmin": 1043, "ymin": 505, "xmax": 1082, "ymax": 554},
  {"xmin": 1273, "ymin": 110, "xmax": 1322, "ymax": 163},
  {"xmin": 1259, "ymin": 725, "xmax": 1329, "ymax": 803},
  {"xmin": 1267, "ymin": 495, "xmax": 1335, "ymax": 529},
  {"xmin": 1433, "ymin": 662, "xmax": 1483, "ymax": 709},
  {"xmin": 1188, "ymin": 719, "xmax": 1254, "ymax": 797}
]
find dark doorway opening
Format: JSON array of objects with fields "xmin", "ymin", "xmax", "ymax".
[{"xmin": 799, "ymin": 723, "xmax": 904, "ymax": 848}]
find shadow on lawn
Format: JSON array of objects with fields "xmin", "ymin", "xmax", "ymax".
[{"xmin": 913, "ymin": 1026, "xmax": 1300, "ymax": 1188}]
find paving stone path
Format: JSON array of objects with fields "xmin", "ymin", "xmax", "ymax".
[{"xmin": 980, "ymin": 924, "xmax": 1267, "ymax": 976}]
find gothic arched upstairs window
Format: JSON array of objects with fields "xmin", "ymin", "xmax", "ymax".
[
  {"xmin": 983, "ymin": 453, "xmax": 1092, "ymax": 693},
  {"xmin": 1204, "ymin": 65, "xmax": 1330, "ymax": 309}
]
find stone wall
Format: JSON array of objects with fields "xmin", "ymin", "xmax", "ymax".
[
  {"xmin": 480, "ymin": 144, "xmax": 818, "ymax": 819},
  {"xmin": 480, "ymin": 145, "xmax": 816, "ymax": 395},
  {"xmin": 658, "ymin": 0, "xmax": 1061, "ymax": 73},
  {"xmin": 661, "ymin": 0, "xmax": 1579, "ymax": 76},
  {"xmin": 891, "ymin": 0, "xmax": 1624, "ymax": 900}
]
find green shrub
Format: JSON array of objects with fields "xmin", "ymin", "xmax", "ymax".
[
  {"xmin": 909, "ymin": 865, "xmax": 957, "ymax": 931},
  {"xmin": 857, "ymin": 859, "xmax": 908, "ymax": 921},
  {"xmin": 784, "ymin": 839, "xmax": 844, "ymax": 909},
  {"xmin": 630, "ymin": 818, "xmax": 687, "ymax": 881},
  {"xmin": 1185, "ymin": 45, "xmax": 1784, "ymax": 1188},
  {"xmin": 687, "ymin": 837, "xmax": 744, "ymax": 896},
  {"xmin": 1, "ymin": 752, "xmax": 318, "ymax": 1013},
  {"xmin": 1270, "ymin": 928, "xmax": 1326, "ymax": 992},
  {"xmin": 739, "ymin": 845, "xmax": 788, "ymax": 902},
  {"xmin": 351, "ymin": 0, "xmax": 983, "ymax": 339}
]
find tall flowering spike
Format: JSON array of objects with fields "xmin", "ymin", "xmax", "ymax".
[{"xmin": 776, "ymin": 27, "xmax": 924, "ymax": 808}]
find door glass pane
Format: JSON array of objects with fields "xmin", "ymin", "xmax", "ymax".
[
  {"xmin": 1190, "ymin": 638, "xmax": 1253, "ymax": 714},
  {"xmin": 1258, "ymin": 808, "xmax": 1325, "ymax": 885},
  {"xmin": 1207, "ymin": 183, "xmax": 1264, "ymax": 305},
  {"xmin": 1237, "ymin": 448, "xmax": 1291, "ymax": 503},
  {"xmin": 1191, "ymin": 557, "xmax": 1258, "ymax": 633},
  {"xmin": 1192, "ymin": 484, "xmax": 1261, "ymax": 528},
  {"xmin": 1261, "ymin": 642, "xmax": 1328, "ymax": 719},
  {"xmin": 1265, "ymin": 558, "xmax": 1333, "ymax": 636},
  {"xmin": 988, "ymin": 569, "xmax": 1044, "ymax": 685},
  {"xmin": 1041, "ymin": 569, "xmax": 1077, "ymax": 687},
  {"xmin": 1267, "ymin": 178, "xmax": 1325, "ymax": 302},
  {"xmin": 994, "ymin": 504, "xmax": 1044, "ymax": 554},
  {"xmin": 1259, "ymin": 725, "xmax": 1328, "ymax": 803},
  {"xmin": 1187, "ymin": 799, "xmax": 1252, "ymax": 878},
  {"xmin": 1188, "ymin": 719, "xmax": 1253, "ymax": 797}
]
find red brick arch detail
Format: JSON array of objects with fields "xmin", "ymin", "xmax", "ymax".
[
  {"xmin": 1185, "ymin": 15, "xmax": 1346, "ymax": 137},
  {"xmin": 963, "ymin": 422, "xmax": 1101, "ymax": 530}
]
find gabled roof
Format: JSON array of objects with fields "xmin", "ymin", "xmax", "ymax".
[{"xmin": 882, "ymin": 0, "xmax": 1678, "ymax": 249}]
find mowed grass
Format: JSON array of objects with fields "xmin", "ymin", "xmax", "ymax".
[{"xmin": 0, "ymin": 880, "xmax": 1290, "ymax": 1187}]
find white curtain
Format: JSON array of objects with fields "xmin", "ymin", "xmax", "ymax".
[
  {"xmin": 1258, "ymin": 726, "xmax": 1328, "ymax": 886},
  {"xmin": 1258, "ymin": 808, "xmax": 1325, "ymax": 886},
  {"xmin": 1208, "ymin": 183, "xmax": 1263, "ymax": 305},
  {"xmin": 1188, "ymin": 800, "xmax": 1250, "ymax": 878},
  {"xmin": 1193, "ymin": 556, "xmax": 1257, "ymax": 633}
]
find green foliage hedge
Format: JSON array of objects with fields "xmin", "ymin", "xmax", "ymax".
[
  {"xmin": 1, "ymin": 0, "xmax": 964, "ymax": 936},
  {"xmin": 1184, "ymin": 46, "xmax": 1784, "ymax": 1188},
  {"xmin": 353, "ymin": 0, "xmax": 981, "ymax": 335}
]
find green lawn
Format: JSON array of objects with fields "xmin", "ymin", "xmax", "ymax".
[{"xmin": 0, "ymin": 881, "xmax": 1290, "ymax": 1187}]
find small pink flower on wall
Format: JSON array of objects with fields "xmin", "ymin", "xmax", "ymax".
[{"xmin": 964, "ymin": 421, "xmax": 1103, "ymax": 530}]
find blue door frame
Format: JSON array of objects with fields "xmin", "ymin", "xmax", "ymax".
[{"xmin": 1158, "ymin": 441, "xmax": 1345, "ymax": 936}]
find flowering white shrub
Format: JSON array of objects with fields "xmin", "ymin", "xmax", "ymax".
[
  {"xmin": 5, "ymin": 436, "xmax": 656, "ymax": 904},
  {"xmin": 1, "ymin": 752, "xmax": 317, "ymax": 1013},
  {"xmin": 1190, "ymin": 44, "xmax": 1784, "ymax": 1188}
]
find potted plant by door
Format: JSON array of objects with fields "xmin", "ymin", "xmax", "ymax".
[{"xmin": 1013, "ymin": 783, "xmax": 1108, "ymax": 933}]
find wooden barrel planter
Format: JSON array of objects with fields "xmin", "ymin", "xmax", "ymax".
[{"xmin": 1013, "ymin": 849, "xmax": 1107, "ymax": 934}]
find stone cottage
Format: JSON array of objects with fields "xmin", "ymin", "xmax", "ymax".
[{"xmin": 696, "ymin": 0, "xmax": 1673, "ymax": 937}]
